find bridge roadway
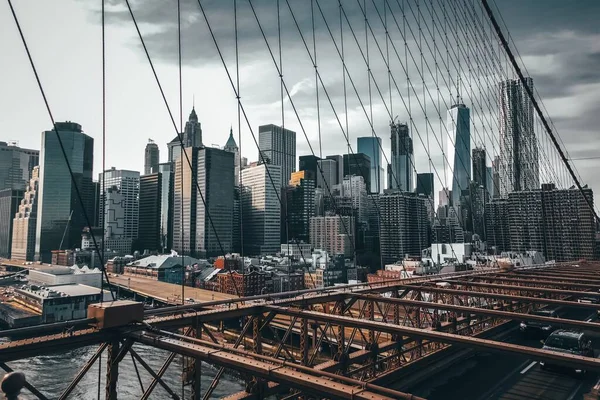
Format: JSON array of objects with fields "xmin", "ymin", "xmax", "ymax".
[
  {"xmin": 408, "ymin": 328, "xmax": 600, "ymax": 400},
  {"xmin": 108, "ymin": 273, "xmax": 235, "ymax": 303},
  {"xmin": 1, "ymin": 261, "xmax": 600, "ymax": 399}
]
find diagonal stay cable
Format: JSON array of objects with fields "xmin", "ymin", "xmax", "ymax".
[
  {"xmin": 194, "ymin": 0, "xmax": 317, "ymax": 287},
  {"xmin": 122, "ymin": 0, "xmax": 242, "ymax": 298},
  {"xmin": 242, "ymin": 0, "xmax": 363, "ymax": 264},
  {"xmin": 6, "ymin": 0, "xmax": 115, "ymax": 301}
]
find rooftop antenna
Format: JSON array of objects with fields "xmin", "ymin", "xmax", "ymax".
[{"xmin": 456, "ymin": 73, "xmax": 462, "ymax": 104}]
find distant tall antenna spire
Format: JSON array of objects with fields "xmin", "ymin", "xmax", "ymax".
[{"xmin": 456, "ymin": 73, "xmax": 461, "ymax": 104}]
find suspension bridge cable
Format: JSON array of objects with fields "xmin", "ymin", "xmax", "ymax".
[
  {"xmin": 355, "ymin": 0, "xmax": 473, "ymax": 256},
  {"xmin": 6, "ymin": 0, "xmax": 115, "ymax": 301},
  {"xmin": 313, "ymin": 0, "xmax": 463, "ymax": 262},
  {"xmin": 386, "ymin": 0, "xmax": 516, "ymax": 208},
  {"xmin": 489, "ymin": 0, "xmax": 583, "ymax": 187},
  {"xmin": 310, "ymin": 0, "xmax": 322, "ymax": 160},
  {"xmin": 195, "ymin": 0, "xmax": 317, "ymax": 288},
  {"xmin": 244, "ymin": 0, "xmax": 363, "ymax": 265},
  {"xmin": 443, "ymin": 0, "xmax": 555, "ymax": 191},
  {"xmin": 300, "ymin": 0, "xmax": 459, "ymax": 263},
  {"xmin": 98, "ymin": 0, "xmax": 107, "ymax": 396},
  {"xmin": 122, "ymin": 0, "xmax": 242, "ymax": 298},
  {"xmin": 100, "ymin": 0, "xmax": 106, "ymax": 304},
  {"xmin": 177, "ymin": 0, "xmax": 185, "ymax": 308},
  {"xmin": 234, "ymin": 0, "xmax": 244, "ymax": 266},
  {"xmin": 177, "ymin": 0, "xmax": 187, "ymax": 396},
  {"xmin": 477, "ymin": 0, "xmax": 579, "ymax": 190}
]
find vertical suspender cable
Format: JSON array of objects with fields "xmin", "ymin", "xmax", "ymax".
[
  {"xmin": 176, "ymin": 1, "xmax": 186, "ymax": 396},
  {"xmin": 99, "ymin": 0, "xmax": 106, "ymax": 396},
  {"xmin": 277, "ymin": 0, "xmax": 290, "ymax": 283},
  {"xmin": 481, "ymin": 0, "xmax": 599, "ymax": 224},
  {"xmin": 339, "ymin": 0, "xmax": 355, "ymax": 262},
  {"xmin": 235, "ymin": 0, "xmax": 244, "ymax": 268},
  {"xmin": 177, "ymin": 0, "xmax": 185, "ymax": 307},
  {"xmin": 311, "ymin": 0, "xmax": 322, "ymax": 160}
]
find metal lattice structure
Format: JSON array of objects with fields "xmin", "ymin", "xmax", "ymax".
[{"xmin": 2, "ymin": 262, "xmax": 600, "ymax": 399}]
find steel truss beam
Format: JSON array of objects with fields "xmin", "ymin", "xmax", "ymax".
[
  {"xmin": 139, "ymin": 326, "xmax": 193, "ymax": 400},
  {"xmin": 0, "ymin": 329, "xmax": 108, "ymax": 362},
  {"xmin": 356, "ymin": 294, "xmax": 600, "ymax": 332},
  {"xmin": 265, "ymin": 306, "xmax": 600, "ymax": 371},
  {"xmin": 465, "ymin": 275, "xmax": 600, "ymax": 290},
  {"xmin": 383, "ymin": 284, "xmax": 600, "ymax": 311},
  {"xmin": 202, "ymin": 315, "xmax": 255, "ymax": 400},
  {"xmin": 58, "ymin": 342, "xmax": 109, "ymax": 400},
  {"xmin": 105, "ymin": 339, "xmax": 120, "ymax": 400},
  {"xmin": 131, "ymin": 347, "xmax": 180, "ymax": 400},
  {"xmin": 511, "ymin": 271, "xmax": 600, "ymax": 283},
  {"xmin": 132, "ymin": 331, "xmax": 418, "ymax": 400},
  {"xmin": 443, "ymin": 279, "xmax": 600, "ymax": 298}
]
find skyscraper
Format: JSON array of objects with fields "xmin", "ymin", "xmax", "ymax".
[
  {"xmin": 172, "ymin": 147, "xmax": 235, "ymax": 257},
  {"xmin": 379, "ymin": 191, "xmax": 430, "ymax": 265},
  {"xmin": 357, "ymin": 137, "xmax": 383, "ymax": 193},
  {"xmin": 499, "ymin": 77, "xmax": 538, "ymax": 196},
  {"xmin": 283, "ymin": 171, "xmax": 315, "ymax": 243},
  {"xmin": 507, "ymin": 184, "xmax": 595, "ymax": 261},
  {"xmin": 486, "ymin": 166, "xmax": 494, "ymax": 200},
  {"xmin": 299, "ymin": 155, "xmax": 320, "ymax": 182},
  {"xmin": 167, "ymin": 107, "xmax": 203, "ymax": 162},
  {"xmin": 224, "ymin": 127, "xmax": 241, "ymax": 186},
  {"xmin": 241, "ymin": 163, "xmax": 282, "ymax": 255},
  {"xmin": 144, "ymin": 139, "xmax": 159, "ymax": 175},
  {"xmin": 343, "ymin": 153, "xmax": 371, "ymax": 192},
  {"xmin": 309, "ymin": 215, "xmax": 354, "ymax": 257},
  {"xmin": 98, "ymin": 168, "xmax": 140, "ymax": 241},
  {"xmin": 139, "ymin": 173, "xmax": 161, "ymax": 252},
  {"xmin": 11, "ymin": 166, "xmax": 39, "ymax": 261},
  {"xmin": 0, "ymin": 189, "xmax": 24, "ymax": 258},
  {"xmin": 0, "ymin": 141, "xmax": 39, "ymax": 191},
  {"xmin": 102, "ymin": 186, "xmax": 133, "ymax": 255},
  {"xmin": 196, "ymin": 147, "xmax": 235, "ymax": 256},
  {"xmin": 472, "ymin": 147, "xmax": 487, "ymax": 190},
  {"xmin": 390, "ymin": 121, "xmax": 413, "ymax": 191},
  {"xmin": 258, "ymin": 124, "xmax": 296, "ymax": 188},
  {"xmin": 492, "ymin": 156, "xmax": 501, "ymax": 198},
  {"xmin": 325, "ymin": 155, "xmax": 344, "ymax": 186},
  {"xmin": 485, "ymin": 198, "xmax": 510, "ymax": 253},
  {"xmin": 35, "ymin": 122, "xmax": 94, "ymax": 262},
  {"xmin": 446, "ymin": 100, "xmax": 471, "ymax": 207},
  {"xmin": 416, "ymin": 173, "xmax": 434, "ymax": 198},
  {"xmin": 158, "ymin": 162, "xmax": 173, "ymax": 252},
  {"xmin": 316, "ymin": 159, "xmax": 337, "ymax": 191},
  {"xmin": 172, "ymin": 147, "xmax": 198, "ymax": 255}
]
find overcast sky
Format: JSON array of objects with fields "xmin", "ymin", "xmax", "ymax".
[{"xmin": 1, "ymin": 0, "xmax": 599, "ymax": 208}]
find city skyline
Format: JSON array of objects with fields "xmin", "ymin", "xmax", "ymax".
[{"xmin": 1, "ymin": 1, "xmax": 598, "ymax": 209}]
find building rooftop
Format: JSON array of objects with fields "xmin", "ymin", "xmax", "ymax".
[
  {"xmin": 16, "ymin": 283, "xmax": 101, "ymax": 300},
  {"xmin": 126, "ymin": 255, "xmax": 204, "ymax": 270},
  {"xmin": 31, "ymin": 265, "xmax": 101, "ymax": 276}
]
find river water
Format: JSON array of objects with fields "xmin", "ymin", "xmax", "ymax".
[{"xmin": 1, "ymin": 343, "xmax": 244, "ymax": 399}]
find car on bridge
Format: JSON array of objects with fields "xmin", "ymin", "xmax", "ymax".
[
  {"xmin": 519, "ymin": 306, "xmax": 566, "ymax": 338},
  {"xmin": 540, "ymin": 330, "xmax": 594, "ymax": 375}
]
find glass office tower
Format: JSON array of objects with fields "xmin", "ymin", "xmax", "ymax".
[{"xmin": 35, "ymin": 122, "xmax": 94, "ymax": 262}]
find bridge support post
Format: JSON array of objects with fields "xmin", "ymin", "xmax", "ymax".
[
  {"xmin": 391, "ymin": 289, "xmax": 401, "ymax": 368},
  {"xmin": 300, "ymin": 317, "xmax": 309, "ymax": 365},
  {"xmin": 105, "ymin": 339, "xmax": 120, "ymax": 400},
  {"xmin": 191, "ymin": 321, "xmax": 202, "ymax": 400},
  {"xmin": 246, "ymin": 315, "xmax": 265, "ymax": 398}
]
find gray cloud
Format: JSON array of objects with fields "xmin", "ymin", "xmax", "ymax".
[{"xmin": 91, "ymin": 0, "xmax": 600, "ymax": 208}]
